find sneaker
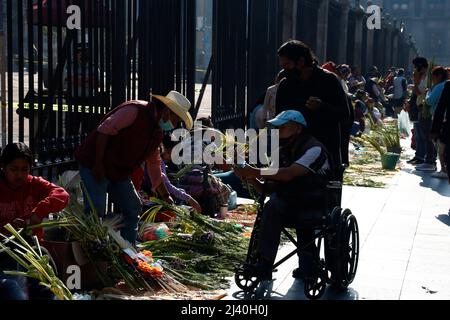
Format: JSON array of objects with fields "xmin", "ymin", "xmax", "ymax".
[
  {"xmin": 407, "ymin": 158, "xmax": 424, "ymax": 165},
  {"xmin": 416, "ymin": 163, "xmax": 437, "ymax": 171},
  {"xmin": 431, "ymin": 171, "xmax": 448, "ymax": 179}
]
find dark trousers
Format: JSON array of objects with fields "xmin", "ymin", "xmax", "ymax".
[
  {"xmin": 257, "ymin": 194, "xmax": 319, "ymax": 278},
  {"xmin": 0, "ymin": 252, "xmax": 56, "ymax": 300},
  {"xmin": 419, "ymin": 117, "xmax": 437, "ymax": 164}
]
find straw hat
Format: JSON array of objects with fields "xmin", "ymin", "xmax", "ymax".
[{"xmin": 152, "ymin": 91, "xmax": 193, "ymax": 130}]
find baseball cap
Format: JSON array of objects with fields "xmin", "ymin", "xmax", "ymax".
[{"xmin": 267, "ymin": 110, "xmax": 308, "ymax": 128}]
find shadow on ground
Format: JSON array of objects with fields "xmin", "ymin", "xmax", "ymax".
[
  {"xmin": 436, "ymin": 214, "xmax": 450, "ymax": 227},
  {"xmin": 402, "ymin": 168, "xmax": 450, "ymax": 197},
  {"xmin": 231, "ymin": 280, "xmax": 360, "ymax": 301}
]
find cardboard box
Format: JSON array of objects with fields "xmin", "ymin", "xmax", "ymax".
[{"xmin": 44, "ymin": 241, "xmax": 108, "ymax": 290}]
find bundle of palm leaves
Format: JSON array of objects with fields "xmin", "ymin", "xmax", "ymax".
[
  {"xmin": 0, "ymin": 224, "xmax": 73, "ymax": 300},
  {"xmin": 138, "ymin": 199, "xmax": 250, "ymax": 289}
]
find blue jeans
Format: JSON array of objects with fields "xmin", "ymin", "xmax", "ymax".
[
  {"xmin": 419, "ymin": 117, "xmax": 437, "ymax": 165},
  {"xmin": 79, "ymin": 166, "xmax": 143, "ymax": 244},
  {"xmin": 0, "ymin": 275, "xmax": 27, "ymax": 300},
  {"xmin": 413, "ymin": 122, "xmax": 426, "ymax": 161}
]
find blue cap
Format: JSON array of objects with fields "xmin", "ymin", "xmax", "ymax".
[{"xmin": 267, "ymin": 110, "xmax": 308, "ymax": 128}]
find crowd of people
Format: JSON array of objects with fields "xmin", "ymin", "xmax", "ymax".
[
  {"xmin": 2, "ymin": 39, "xmax": 450, "ymax": 299},
  {"xmin": 250, "ymin": 48, "xmax": 450, "ymax": 179}
]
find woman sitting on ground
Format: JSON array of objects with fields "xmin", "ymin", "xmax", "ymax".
[{"xmin": 0, "ymin": 142, "xmax": 69, "ymax": 300}]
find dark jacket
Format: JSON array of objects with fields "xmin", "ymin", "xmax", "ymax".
[
  {"xmin": 276, "ymin": 134, "xmax": 331, "ymax": 204},
  {"xmin": 275, "ymin": 65, "xmax": 351, "ymax": 166}
]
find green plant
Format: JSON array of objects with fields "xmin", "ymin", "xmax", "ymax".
[
  {"xmin": 0, "ymin": 225, "xmax": 73, "ymax": 300},
  {"xmin": 357, "ymin": 118, "xmax": 401, "ymax": 155}
]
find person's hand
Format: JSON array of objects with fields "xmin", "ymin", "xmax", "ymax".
[
  {"xmin": 92, "ymin": 161, "xmax": 105, "ymax": 181},
  {"xmin": 188, "ymin": 197, "xmax": 202, "ymax": 214},
  {"xmin": 162, "ymin": 194, "xmax": 174, "ymax": 205},
  {"xmin": 234, "ymin": 164, "xmax": 258, "ymax": 179},
  {"xmin": 306, "ymin": 96, "xmax": 323, "ymax": 111},
  {"xmin": 11, "ymin": 218, "xmax": 27, "ymax": 230}
]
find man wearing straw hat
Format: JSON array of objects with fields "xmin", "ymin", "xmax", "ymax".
[{"xmin": 75, "ymin": 91, "xmax": 193, "ymax": 243}]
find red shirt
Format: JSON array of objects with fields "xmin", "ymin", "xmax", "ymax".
[{"xmin": 0, "ymin": 175, "xmax": 69, "ymax": 241}]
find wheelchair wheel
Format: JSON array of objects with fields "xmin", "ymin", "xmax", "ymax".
[
  {"xmin": 234, "ymin": 268, "xmax": 260, "ymax": 293},
  {"xmin": 304, "ymin": 274, "xmax": 327, "ymax": 300},
  {"xmin": 332, "ymin": 209, "xmax": 359, "ymax": 290}
]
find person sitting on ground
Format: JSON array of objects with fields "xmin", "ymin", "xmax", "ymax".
[
  {"xmin": 366, "ymin": 97, "xmax": 383, "ymax": 126},
  {"xmin": 0, "ymin": 143, "xmax": 69, "ymax": 300},
  {"xmin": 352, "ymin": 90, "xmax": 369, "ymax": 136},
  {"xmin": 234, "ymin": 110, "xmax": 332, "ymax": 286},
  {"xmin": 348, "ymin": 66, "xmax": 366, "ymax": 94}
]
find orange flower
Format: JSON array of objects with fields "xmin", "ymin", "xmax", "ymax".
[
  {"xmin": 141, "ymin": 250, "xmax": 153, "ymax": 259},
  {"xmin": 137, "ymin": 261, "xmax": 164, "ymax": 278}
]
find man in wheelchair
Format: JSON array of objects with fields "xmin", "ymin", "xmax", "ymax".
[{"xmin": 234, "ymin": 110, "xmax": 333, "ymax": 287}]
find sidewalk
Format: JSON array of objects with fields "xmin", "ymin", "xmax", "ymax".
[{"xmin": 226, "ymin": 161, "xmax": 450, "ymax": 300}]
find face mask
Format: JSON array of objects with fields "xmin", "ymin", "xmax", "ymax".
[
  {"xmin": 159, "ymin": 119, "xmax": 175, "ymax": 132},
  {"xmin": 286, "ymin": 68, "xmax": 301, "ymax": 79}
]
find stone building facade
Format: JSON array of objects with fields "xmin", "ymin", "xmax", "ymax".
[
  {"xmin": 381, "ymin": 0, "xmax": 450, "ymax": 67},
  {"xmin": 282, "ymin": 0, "xmax": 419, "ymax": 73}
]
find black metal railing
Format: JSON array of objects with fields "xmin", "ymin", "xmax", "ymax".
[{"xmin": 3, "ymin": 0, "xmax": 196, "ymax": 182}]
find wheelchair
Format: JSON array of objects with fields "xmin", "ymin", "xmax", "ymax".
[{"xmin": 234, "ymin": 166, "xmax": 359, "ymax": 300}]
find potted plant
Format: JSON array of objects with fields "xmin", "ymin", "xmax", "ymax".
[
  {"xmin": 355, "ymin": 131, "xmax": 400, "ymax": 171},
  {"xmin": 366, "ymin": 116, "xmax": 402, "ymax": 154}
]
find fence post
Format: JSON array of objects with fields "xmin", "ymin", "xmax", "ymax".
[
  {"xmin": 112, "ymin": 0, "xmax": 127, "ymax": 108},
  {"xmin": 0, "ymin": 0, "xmax": 6, "ymax": 147}
]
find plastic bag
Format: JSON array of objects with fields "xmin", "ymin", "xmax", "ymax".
[
  {"xmin": 139, "ymin": 223, "xmax": 172, "ymax": 241},
  {"xmin": 398, "ymin": 110, "xmax": 411, "ymax": 137}
]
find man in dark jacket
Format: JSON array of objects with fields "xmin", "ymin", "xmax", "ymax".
[{"xmin": 275, "ymin": 40, "xmax": 351, "ymax": 167}]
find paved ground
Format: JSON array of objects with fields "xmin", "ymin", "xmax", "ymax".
[{"xmin": 226, "ymin": 155, "xmax": 450, "ymax": 300}]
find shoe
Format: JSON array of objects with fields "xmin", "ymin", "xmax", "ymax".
[
  {"xmin": 431, "ymin": 171, "xmax": 448, "ymax": 179},
  {"xmin": 254, "ymin": 280, "xmax": 274, "ymax": 300},
  {"xmin": 416, "ymin": 163, "xmax": 437, "ymax": 171},
  {"xmin": 292, "ymin": 267, "xmax": 305, "ymax": 280},
  {"xmin": 408, "ymin": 158, "xmax": 424, "ymax": 165},
  {"xmin": 243, "ymin": 262, "xmax": 273, "ymax": 281}
]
